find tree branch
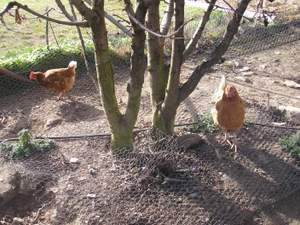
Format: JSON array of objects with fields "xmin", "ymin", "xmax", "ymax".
[
  {"xmin": 0, "ymin": 1, "xmax": 89, "ymax": 27},
  {"xmin": 127, "ymin": 9, "xmax": 192, "ymax": 39},
  {"xmin": 70, "ymin": 0, "xmax": 93, "ymax": 21},
  {"xmin": 183, "ymin": 0, "xmax": 217, "ymax": 60},
  {"xmin": 55, "ymin": 0, "xmax": 74, "ymax": 21},
  {"xmin": 179, "ymin": 0, "xmax": 252, "ymax": 103},
  {"xmin": 104, "ymin": 11, "xmax": 133, "ymax": 37},
  {"xmin": 160, "ymin": 0, "xmax": 174, "ymax": 35},
  {"xmin": 71, "ymin": 0, "xmax": 133, "ymax": 36},
  {"xmin": 69, "ymin": 0, "xmax": 98, "ymax": 91}
]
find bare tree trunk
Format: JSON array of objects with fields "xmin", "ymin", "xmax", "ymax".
[
  {"xmin": 91, "ymin": 17, "xmax": 126, "ymax": 148},
  {"xmin": 72, "ymin": 0, "xmax": 147, "ymax": 151},
  {"xmin": 124, "ymin": 0, "xmax": 147, "ymax": 135},
  {"xmin": 147, "ymin": 0, "xmax": 169, "ymax": 127},
  {"xmin": 160, "ymin": 0, "xmax": 174, "ymax": 35},
  {"xmin": 152, "ymin": 0, "xmax": 185, "ymax": 134}
]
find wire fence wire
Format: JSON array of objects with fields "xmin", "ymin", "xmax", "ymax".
[
  {"xmin": 45, "ymin": 103, "xmax": 300, "ymax": 225},
  {"xmin": 0, "ymin": 11, "xmax": 300, "ymax": 225}
]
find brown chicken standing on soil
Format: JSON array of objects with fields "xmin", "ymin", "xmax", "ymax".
[
  {"xmin": 211, "ymin": 75, "xmax": 245, "ymax": 152},
  {"xmin": 29, "ymin": 61, "xmax": 77, "ymax": 100}
]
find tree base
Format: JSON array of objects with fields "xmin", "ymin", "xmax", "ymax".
[{"xmin": 111, "ymin": 132, "xmax": 133, "ymax": 154}]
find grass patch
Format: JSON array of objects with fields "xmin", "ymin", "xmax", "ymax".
[
  {"xmin": 280, "ymin": 132, "xmax": 300, "ymax": 159},
  {"xmin": 0, "ymin": 129, "xmax": 55, "ymax": 159},
  {"xmin": 0, "ymin": 0, "xmax": 126, "ymax": 57},
  {"xmin": 0, "ymin": 38, "xmax": 130, "ymax": 75},
  {"xmin": 187, "ymin": 112, "xmax": 218, "ymax": 134}
]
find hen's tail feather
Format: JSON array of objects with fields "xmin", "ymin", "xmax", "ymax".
[
  {"xmin": 211, "ymin": 75, "xmax": 226, "ymax": 103},
  {"xmin": 219, "ymin": 75, "xmax": 226, "ymax": 92},
  {"xmin": 68, "ymin": 61, "xmax": 77, "ymax": 69}
]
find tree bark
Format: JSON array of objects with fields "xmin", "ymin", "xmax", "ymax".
[
  {"xmin": 160, "ymin": 0, "xmax": 174, "ymax": 35},
  {"xmin": 152, "ymin": 0, "xmax": 185, "ymax": 134},
  {"xmin": 146, "ymin": 0, "xmax": 169, "ymax": 121},
  {"xmin": 124, "ymin": 0, "xmax": 147, "ymax": 132},
  {"xmin": 73, "ymin": 0, "xmax": 147, "ymax": 151}
]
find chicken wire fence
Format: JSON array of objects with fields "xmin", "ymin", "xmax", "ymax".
[
  {"xmin": 11, "ymin": 104, "xmax": 299, "ymax": 225},
  {"xmin": 1, "ymin": 11, "xmax": 300, "ymax": 225}
]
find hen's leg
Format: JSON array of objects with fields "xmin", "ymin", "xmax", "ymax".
[
  {"xmin": 57, "ymin": 92, "xmax": 64, "ymax": 101},
  {"xmin": 223, "ymin": 132, "xmax": 237, "ymax": 151},
  {"xmin": 232, "ymin": 133, "xmax": 239, "ymax": 152},
  {"xmin": 224, "ymin": 132, "xmax": 232, "ymax": 145},
  {"xmin": 228, "ymin": 133, "xmax": 239, "ymax": 152}
]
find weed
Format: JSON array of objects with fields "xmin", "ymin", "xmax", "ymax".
[
  {"xmin": 280, "ymin": 132, "xmax": 300, "ymax": 158},
  {"xmin": 188, "ymin": 112, "xmax": 218, "ymax": 134},
  {"xmin": 0, "ymin": 129, "xmax": 55, "ymax": 159}
]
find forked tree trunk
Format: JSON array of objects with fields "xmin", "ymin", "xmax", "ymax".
[
  {"xmin": 152, "ymin": 0, "xmax": 184, "ymax": 135},
  {"xmin": 73, "ymin": 0, "xmax": 147, "ymax": 151},
  {"xmin": 152, "ymin": 0, "xmax": 252, "ymax": 135}
]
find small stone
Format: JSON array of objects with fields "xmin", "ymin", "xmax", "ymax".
[
  {"xmin": 177, "ymin": 134, "xmax": 205, "ymax": 150},
  {"xmin": 272, "ymin": 80, "xmax": 280, "ymax": 84},
  {"xmin": 87, "ymin": 193, "xmax": 96, "ymax": 199},
  {"xmin": 69, "ymin": 157, "xmax": 80, "ymax": 164},
  {"xmin": 282, "ymin": 80, "xmax": 300, "ymax": 89},
  {"xmin": 45, "ymin": 117, "xmax": 62, "ymax": 129},
  {"xmin": 189, "ymin": 192, "xmax": 200, "ymax": 198},
  {"xmin": 274, "ymin": 51, "xmax": 281, "ymax": 55},
  {"xmin": 12, "ymin": 218, "xmax": 24, "ymax": 225},
  {"xmin": 78, "ymin": 177, "xmax": 87, "ymax": 181},
  {"xmin": 271, "ymin": 122, "xmax": 286, "ymax": 126},
  {"xmin": 66, "ymin": 184, "xmax": 74, "ymax": 190},
  {"xmin": 235, "ymin": 76, "xmax": 252, "ymax": 83},
  {"xmin": 241, "ymin": 71, "xmax": 254, "ymax": 77},
  {"xmin": 238, "ymin": 66, "xmax": 250, "ymax": 72},
  {"xmin": 223, "ymin": 60, "xmax": 240, "ymax": 68},
  {"xmin": 88, "ymin": 167, "xmax": 97, "ymax": 176},
  {"xmin": 259, "ymin": 64, "xmax": 267, "ymax": 70}
]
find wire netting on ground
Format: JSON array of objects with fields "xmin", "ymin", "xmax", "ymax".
[
  {"xmin": 42, "ymin": 101, "xmax": 300, "ymax": 225},
  {"xmin": 1, "ymin": 10, "xmax": 300, "ymax": 225}
]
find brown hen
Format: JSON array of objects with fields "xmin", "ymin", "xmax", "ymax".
[
  {"xmin": 29, "ymin": 61, "xmax": 77, "ymax": 100},
  {"xmin": 211, "ymin": 75, "xmax": 245, "ymax": 152}
]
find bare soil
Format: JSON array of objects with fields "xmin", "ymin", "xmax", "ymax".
[{"xmin": 0, "ymin": 39, "xmax": 300, "ymax": 224}]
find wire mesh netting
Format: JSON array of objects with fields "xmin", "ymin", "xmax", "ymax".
[
  {"xmin": 41, "ymin": 103, "xmax": 300, "ymax": 225},
  {"xmin": 1, "ymin": 7, "xmax": 300, "ymax": 225}
]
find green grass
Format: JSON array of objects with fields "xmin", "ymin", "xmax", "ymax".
[
  {"xmin": 0, "ymin": 0, "xmax": 126, "ymax": 58},
  {"xmin": 0, "ymin": 0, "xmax": 227, "ymax": 74},
  {"xmin": 0, "ymin": 129, "xmax": 55, "ymax": 159},
  {"xmin": 280, "ymin": 132, "xmax": 300, "ymax": 159},
  {"xmin": 0, "ymin": 38, "xmax": 130, "ymax": 75},
  {"xmin": 187, "ymin": 112, "xmax": 218, "ymax": 134}
]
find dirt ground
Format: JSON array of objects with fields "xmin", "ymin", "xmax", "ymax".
[{"xmin": 0, "ymin": 40, "xmax": 300, "ymax": 224}]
